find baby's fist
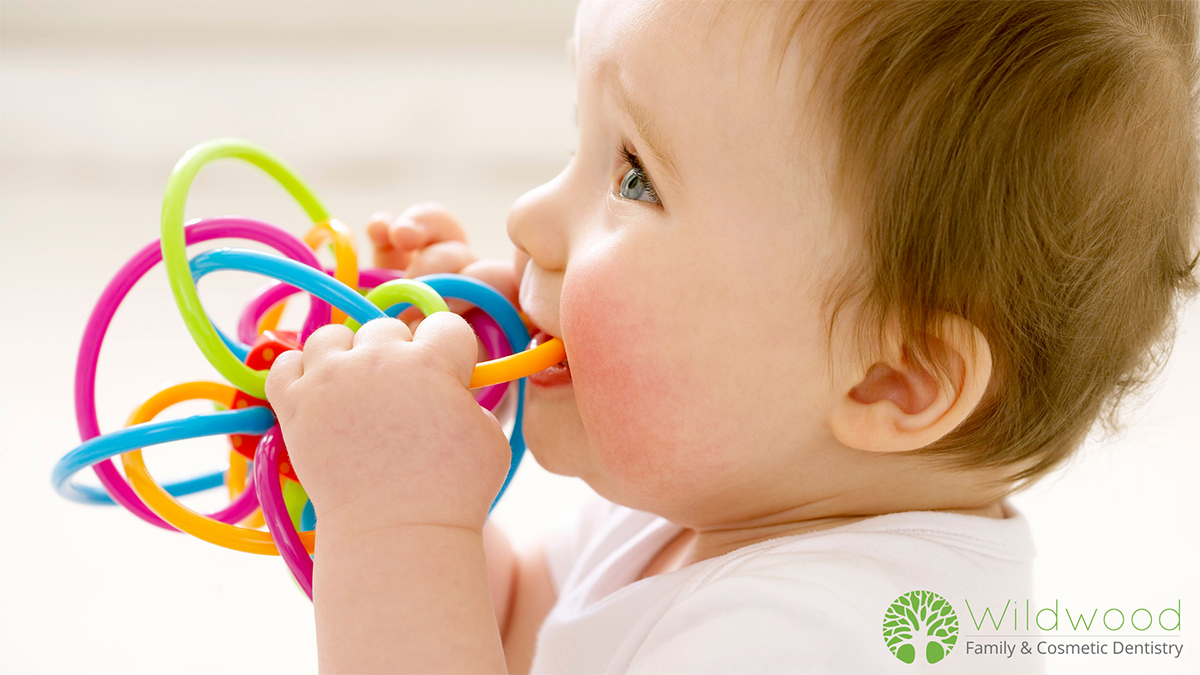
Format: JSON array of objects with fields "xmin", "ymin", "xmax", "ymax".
[{"xmin": 264, "ymin": 312, "xmax": 512, "ymax": 534}]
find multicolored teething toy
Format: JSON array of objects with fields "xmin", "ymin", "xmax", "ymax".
[{"xmin": 51, "ymin": 138, "xmax": 565, "ymax": 600}]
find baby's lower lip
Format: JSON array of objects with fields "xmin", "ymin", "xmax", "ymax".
[{"xmin": 528, "ymin": 330, "xmax": 571, "ymax": 388}]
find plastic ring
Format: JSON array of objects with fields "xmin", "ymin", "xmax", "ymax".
[
  {"xmin": 188, "ymin": 248, "xmax": 389, "ymax": 354},
  {"xmin": 237, "ymin": 268, "xmax": 405, "ymax": 345},
  {"xmin": 73, "ymin": 218, "xmax": 329, "ymax": 528},
  {"xmin": 226, "ymin": 451, "xmax": 267, "ymax": 528},
  {"xmin": 303, "ymin": 220, "xmax": 358, "ymax": 324},
  {"xmin": 349, "ymin": 278, "xmax": 450, "ymax": 330},
  {"xmin": 161, "ymin": 138, "xmax": 331, "ymax": 399},
  {"xmin": 120, "ymin": 383, "xmax": 314, "ymax": 556},
  {"xmin": 464, "ymin": 308, "xmax": 512, "ymax": 410},
  {"xmin": 53, "ymin": 385, "xmax": 272, "ymax": 528},
  {"xmin": 255, "ymin": 426, "xmax": 313, "ymax": 598},
  {"xmin": 386, "ymin": 274, "xmax": 564, "ymax": 389},
  {"xmin": 256, "ymin": 299, "xmax": 287, "ymax": 337}
]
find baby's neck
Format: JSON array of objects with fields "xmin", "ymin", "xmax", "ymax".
[{"xmin": 636, "ymin": 502, "xmax": 1006, "ymax": 582}]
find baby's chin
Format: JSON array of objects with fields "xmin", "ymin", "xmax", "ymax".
[{"xmin": 521, "ymin": 382, "xmax": 591, "ymax": 479}]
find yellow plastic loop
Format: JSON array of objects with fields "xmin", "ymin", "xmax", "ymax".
[
  {"xmin": 120, "ymin": 381, "xmax": 314, "ymax": 556},
  {"xmin": 303, "ymin": 219, "xmax": 358, "ymax": 324},
  {"xmin": 255, "ymin": 301, "xmax": 286, "ymax": 335},
  {"xmin": 471, "ymin": 336, "xmax": 565, "ymax": 389},
  {"xmin": 226, "ymin": 450, "xmax": 266, "ymax": 529}
]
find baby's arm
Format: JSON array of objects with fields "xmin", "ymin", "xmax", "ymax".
[
  {"xmin": 482, "ymin": 525, "xmax": 560, "ymax": 673},
  {"xmin": 367, "ymin": 205, "xmax": 558, "ymax": 673},
  {"xmin": 501, "ymin": 542, "xmax": 557, "ymax": 674}
]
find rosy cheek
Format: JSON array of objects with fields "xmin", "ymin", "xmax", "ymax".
[{"xmin": 561, "ymin": 251, "xmax": 732, "ymax": 499}]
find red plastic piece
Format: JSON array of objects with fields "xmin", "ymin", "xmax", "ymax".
[{"xmin": 229, "ymin": 330, "xmax": 300, "ymax": 480}]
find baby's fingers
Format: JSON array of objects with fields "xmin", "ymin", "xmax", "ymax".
[
  {"xmin": 369, "ymin": 203, "xmax": 470, "ymax": 271},
  {"xmin": 301, "ymin": 324, "xmax": 354, "ymax": 373},
  {"xmin": 406, "ymin": 239, "xmax": 479, "ymax": 279},
  {"xmin": 352, "ymin": 316, "xmax": 413, "ymax": 349},
  {"xmin": 265, "ymin": 349, "xmax": 303, "ymax": 419},
  {"xmin": 368, "ymin": 211, "xmax": 412, "ymax": 270},
  {"xmin": 393, "ymin": 202, "xmax": 468, "ymax": 250},
  {"xmin": 413, "ymin": 311, "xmax": 480, "ymax": 388},
  {"xmin": 383, "ymin": 203, "xmax": 469, "ymax": 268},
  {"xmin": 366, "ymin": 211, "xmax": 395, "ymax": 248}
]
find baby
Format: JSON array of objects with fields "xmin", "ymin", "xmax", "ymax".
[{"xmin": 264, "ymin": 0, "xmax": 1199, "ymax": 672}]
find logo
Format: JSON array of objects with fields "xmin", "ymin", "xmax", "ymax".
[{"xmin": 883, "ymin": 590, "xmax": 960, "ymax": 664}]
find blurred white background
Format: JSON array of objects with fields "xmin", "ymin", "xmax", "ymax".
[{"xmin": 1, "ymin": 2, "xmax": 1196, "ymax": 674}]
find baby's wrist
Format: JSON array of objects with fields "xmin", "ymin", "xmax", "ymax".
[
  {"xmin": 316, "ymin": 499, "xmax": 487, "ymax": 545},
  {"xmin": 315, "ymin": 512, "xmax": 487, "ymax": 576}
]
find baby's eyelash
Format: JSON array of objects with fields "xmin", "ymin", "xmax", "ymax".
[{"xmin": 619, "ymin": 145, "xmax": 661, "ymax": 204}]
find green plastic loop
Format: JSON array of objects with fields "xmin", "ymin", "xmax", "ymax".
[
  {"xmin": 282, "ymin": 479, "xmax": 309, "ymax": 531},
  {"xmin": 160, "ymin": 139, "xmax": 331, "ymax": 399},
  {"xmin": 346, "ymin": 279, "xmax": 451, "ymax": 331}
]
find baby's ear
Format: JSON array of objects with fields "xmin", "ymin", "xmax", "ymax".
[{"xmin": 828, "ymin": 314, "xmax": 992, "ymax": 453}]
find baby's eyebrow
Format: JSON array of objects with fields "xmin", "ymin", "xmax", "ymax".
[{"xmin": 611, "ymin": 70, "xmax": 685, "ymax": 191}]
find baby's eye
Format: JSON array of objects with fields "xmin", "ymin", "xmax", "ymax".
[{"xmin": 618, "ymin": 147, "xmax": 661, "ymax": 205}]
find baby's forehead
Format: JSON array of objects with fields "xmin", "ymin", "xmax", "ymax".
[
  {"xmin": 574, "ymin": 0, "xmax": 753, "ymax": 76},
  {"xmin": 577, "ymin": 0, "xmax": 821, "ymax": 111},
  {"xmin": 573, "ymin": 0, "xmax": 828, "ymax": 165}
]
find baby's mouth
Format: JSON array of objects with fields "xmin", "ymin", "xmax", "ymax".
[
  {"xmin": 528, "ymin": 330, "xmax": 572, "ymax": 387},
  {"xmin": 532, "ymin": 329, "xmax": 569, "ymax": 367}
]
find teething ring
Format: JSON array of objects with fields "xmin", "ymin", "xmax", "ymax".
[
  {"xmin": 303, "ymin": 219, "xmax": 358, "ymax": 324},
  {"xmin": 226, "ymin": 450, "xmax": 266, "ymax": 528},
  {"xmin": 254, "ymin": 426, "xmax": 314, "ymax": 597},
  {"xmin": 54, "ymin": 382, "xmax": 272, "ymax": 530},
  {"xmin": 377, "ymin": 273, "xmax": 565, "ymax": 389},
  {"xmin": 161, "ymin": 138, "xmax": 332, "ymax": 399},
  {"xmin": 238, "ymin": 268, "xmax": 405, "ymax": 345},
  {"xmin": 189, "ymin": 247, "xmax": 389, "ymax": 336},
  {"xmin": 347, "ymin": 278, "xmax": 450, "ymax": 329},
  {"xmin": 237, "ymin": 269, "xmax": 514, "ymax": 408},
  {"xmin": 58, "ymin": 137, "xmax": 575, "ymax": 597},
  {"xmin": 120, "ymin": 381, "xmax": 314, "ymax": 555},
  {"xmin": 73, "ymin": 217, "xmax": 331, "ymax": 529}
]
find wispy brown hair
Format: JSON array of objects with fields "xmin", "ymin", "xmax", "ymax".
[{"xmin": 774, "ymin": 1, "xmax": 1200, "ymax": 483}]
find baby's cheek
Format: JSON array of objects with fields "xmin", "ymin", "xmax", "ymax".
[{"xmin": 561, "ymin": 257, "xmax": 732, "ymax": 498}]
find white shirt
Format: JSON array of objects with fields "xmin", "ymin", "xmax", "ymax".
[{"xmin": 532, "ymin": 493, "xmax": 1042, "ymax": 674}]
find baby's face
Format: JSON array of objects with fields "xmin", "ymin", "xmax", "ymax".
[{"xmin": 508, "ymin": 0, "xmax": 853, "ymax": 525}]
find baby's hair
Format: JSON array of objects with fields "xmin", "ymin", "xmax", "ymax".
[{"xmin": 774, "ymin": 1, "xmax": 1200, "ymax": 484}]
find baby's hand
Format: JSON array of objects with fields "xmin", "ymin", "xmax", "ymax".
[
  {"xmin": 366, "ymin": 203, "xmax": 517, "ymax": 323},
  {"xmin": 265, "ymin": 313, "xmax": 513, "ymax": 534}
]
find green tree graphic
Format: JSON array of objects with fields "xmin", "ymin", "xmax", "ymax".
[{"xmin": 882, "ymin": 590, "xmax": 959, "ymax": 664}]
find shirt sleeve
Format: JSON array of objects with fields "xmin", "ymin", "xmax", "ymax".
[
  {"xmin": 540, "ymin": 490, "xmax": 616, "ymax": 593},
  {"xmin": 625, "ymin": 573, "xmax": 895, "ymax": 674}
]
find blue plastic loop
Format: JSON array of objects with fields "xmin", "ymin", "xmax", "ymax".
[
  {"xmin": 189, "ymin": 248, "xmax": 386, "ymax": 329},
  {"xmin": 52, "ymin": 406, "xmax": 276, "ymax": 505}
]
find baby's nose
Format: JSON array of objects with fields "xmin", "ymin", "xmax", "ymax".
[{"xmin": 506, "ymin": 172, "xmax": 571, "ymax": 272}]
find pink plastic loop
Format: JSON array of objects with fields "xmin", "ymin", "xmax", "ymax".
[
  {"xmin": 237, "ymin": 268, "xmax": 513, "ymax": 408},
  {"xmin": 254, "ymin": 426, "xmax": 313, "ymax": 599},
  {"xmin": 464, "ymin": 308, "xmax": 512, "ymax": 409},
  {"xmin": 237, "ymin": 268, "xmax": 404, "ymax": 345},
  {"xmin": 75, "ymin": 217, "xmax": 331, "ymax": 530}
]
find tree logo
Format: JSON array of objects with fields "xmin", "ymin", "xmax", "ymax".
[{"xmin": 882, "ymin": 590, "xmax": 959, "ymax": 664}]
